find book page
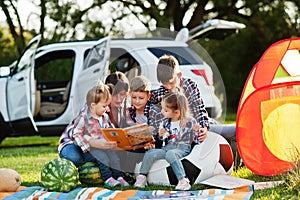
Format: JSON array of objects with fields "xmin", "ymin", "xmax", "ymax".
[{"xmin": 125, "ymin": 124, "xmax": 155, "ymax": 147}]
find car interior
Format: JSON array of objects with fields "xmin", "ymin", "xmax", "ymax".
[
  {"xmin": 109, "ymin": 48, "xmax": 141, "ymax": 81},
  {"xmin": 34, "ymin": 50, "xmax": 74, "ymax": 120}
]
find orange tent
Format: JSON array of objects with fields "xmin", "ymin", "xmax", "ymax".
[{"xmin": 236, "ymin": 38, "xmax": 300, "ymax": 176}]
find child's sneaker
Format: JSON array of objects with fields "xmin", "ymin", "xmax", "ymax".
[
  {"xmin": 117, "ymin": 177, "xmax": 130, "ymax": 186},
  {"xmin": 134, "ymin": 174, "xmax": 147, "ymax": 188},
  {"xmin": 105, "ymin": 177, "xmax": 120, "ymax": 187},
  {"xmin": 175, "ymin": 178, "xmax": 191, "ymax": 190}
]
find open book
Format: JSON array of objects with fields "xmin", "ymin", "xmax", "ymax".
[{"xmin": 101, "ymin": 123, "xmax": 155, "ymax": 150}]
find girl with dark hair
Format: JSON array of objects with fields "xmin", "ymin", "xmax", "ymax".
[{"xmin": 134, "ymin": 92, "xmax": 203, "ymax": 190}]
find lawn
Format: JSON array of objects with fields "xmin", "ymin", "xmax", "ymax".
[{"xmin": 0, "ymin": 135, "xmax": 299, "ymax": 199}]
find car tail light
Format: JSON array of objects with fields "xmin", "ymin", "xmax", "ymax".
[{"xmin": 191, "ymin": 69, "xmax": 213, "ymax": 85}]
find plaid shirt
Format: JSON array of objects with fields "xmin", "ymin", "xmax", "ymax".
[
  {"xmin": 145, "ymin": 77, "xmax": 209, "ymax": 137},
  {"xmin": 160, "ymin": 117, "xmax": 199, "ymax": 145},
  {"xmin": 58, "ymin": 104, "xmax": 114, "ymax": 153}
]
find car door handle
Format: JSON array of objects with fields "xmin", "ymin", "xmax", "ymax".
[
  {"xmin": 93, "ymin": 68, "xmax": 100, "ymax": 73},
  {"xmin": 18, "ymin": 77, "xmax": 24, "ymax": 81}
]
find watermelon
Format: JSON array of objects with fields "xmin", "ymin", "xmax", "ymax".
[
  {"xmin": 41, "ymin": 158, "xmax": 79, "ymax": 192},
  {"xmin": 78, "ymin": 162, "xmax": 103, "ymax": 185}
]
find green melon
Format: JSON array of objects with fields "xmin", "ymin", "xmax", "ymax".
[
  {"xmin": 78, "ymin": 162, "xmax": 103, "ymax": 185},
  {"xmin": 41, "ymin": 158, "xmax": 79, "ymax": 192}
]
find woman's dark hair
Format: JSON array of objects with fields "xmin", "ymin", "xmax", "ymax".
[{"xmin": 105, "ymin": 71, "xmax": 129, "ymax": 95}]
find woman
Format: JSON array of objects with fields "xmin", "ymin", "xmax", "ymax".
[{"xmin": 105, "ymin": 71, "xmax": 134, "ymax": 128}]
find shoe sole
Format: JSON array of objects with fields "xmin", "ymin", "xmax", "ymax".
[{"xmin": 175, "ymin": 185, "xmax": 191, "ymax": 190}]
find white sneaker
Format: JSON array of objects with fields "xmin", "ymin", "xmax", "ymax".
[
  {"xmin": 134, "ymin": 174, "xmax": 147, "ymax": 188},
  {"xmin": 175, "ymin": 178, "xmax": 191, "ymax": 190}
]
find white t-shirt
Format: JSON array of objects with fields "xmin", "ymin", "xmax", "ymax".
[{"xmin": 170, "ymin": 120, "xmax": 180, "ymax": 142}]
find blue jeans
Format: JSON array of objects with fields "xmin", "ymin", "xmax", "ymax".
[
  {"xmin": 89, "ymin": 147, "xmax": 123, "ymax": 181},
  {"xmin": 60, "ymin": 144, "xmax": 123, "ymax": 181},
  {"xmin": 139, "ymin": 143, "xmax": 191, "ymax": 180},
  {"xmin": 59, "ymin": 144, "xmax": 97, "ymax": 166}
]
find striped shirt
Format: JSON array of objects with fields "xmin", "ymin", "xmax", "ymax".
[{"xmin": 127, "ymin": 103, "xmax": 150, "ymax": 124}]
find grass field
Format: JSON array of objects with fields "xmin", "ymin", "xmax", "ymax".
[{"xmin": 0, "ymin": 135, "xmax": 299, "ymax": 199}]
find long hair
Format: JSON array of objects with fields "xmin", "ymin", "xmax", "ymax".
[
  {"xmin": 162, "ymin": 92, "xmax": 190, "ymax": 127},
  {"xmin": 105, "ymin": 72, "xmax": 129, "ymax": 128}
]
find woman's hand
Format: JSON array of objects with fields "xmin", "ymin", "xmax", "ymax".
[{"xmin": 89, "ymin": 138, "xmax": 117, "ymax": 149}]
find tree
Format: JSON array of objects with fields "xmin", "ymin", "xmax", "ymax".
[
  {"xmin": 0, "ymin": 0, "xmax": 26, "ymax": 55},
  {"xmin": 199, "ymin": 0, "xmax": 300, "ymax": 110},
  {"xmin": 0, "ymin": 0, "xmax": 299, "ymax": 111},
  {"xmin": 105, "ymin": 0, "xmax": 300, "ymax": 110}
]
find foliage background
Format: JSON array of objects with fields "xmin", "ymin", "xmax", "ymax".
[{"xmin": 0, "ymin": 0, "xmax": 299, "ymax": 111}]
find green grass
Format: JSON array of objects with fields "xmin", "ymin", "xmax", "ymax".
[
  {"xmin": 0, "ymin": 136, "xmax": 59, "ymax": 186},
  {"xmin": 0, "ymin": 136, "xmax": 299, "ymax": 199}
]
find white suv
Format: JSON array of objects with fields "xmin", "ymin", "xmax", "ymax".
[{"xmin": 0, "ymin": 19, "xmax": 245, "ymax": 143}]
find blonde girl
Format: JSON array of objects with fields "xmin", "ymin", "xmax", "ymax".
[{"xmin": 59, "ymin": 81, "xmax": 129, "ymax": 187}]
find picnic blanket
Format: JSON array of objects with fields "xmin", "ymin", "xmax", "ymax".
[{"xmin": 1, "ymin": 185, "xmax": 253, "ymax": 200}]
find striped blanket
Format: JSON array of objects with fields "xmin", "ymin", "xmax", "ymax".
[{"xmin": 2, "ymin": 185, "xmax": 253, "ymax": 200}]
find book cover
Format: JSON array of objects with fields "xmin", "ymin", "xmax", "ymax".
[{"xmin": 102, "ymin": 123, "xmax": 155, "ymax": 150}]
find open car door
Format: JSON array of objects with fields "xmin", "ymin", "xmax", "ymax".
[
  {"xmin": 74, "ymin": 36, "xmax": 110, "ymax": 112},
  {"xmin": 176, "ymin": 19, "xmax": 246, "ymax": 42},
  {"xmin": 6, "ymin": 35, "xmax": 41, "ymax": 134}
]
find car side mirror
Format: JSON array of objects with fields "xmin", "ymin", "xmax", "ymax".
[{"xmin": 0, "ymin": 66, "xmax": 10, "ymax": 77}]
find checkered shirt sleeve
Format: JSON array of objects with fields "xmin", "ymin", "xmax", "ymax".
[
  {"xmin": 148, "ymin": 103, "xmax": 164, "ymax": 139},
  {"xmin": 181, "ymin": 78, "xmax": 209, "ymax": 128},
  {"xmin": 144, "ymin": 85, "xmax": 169, "ymax": 117},
  {"xmin": 72, "ymin": 116, "xmax": 90, "ymax": 153}
]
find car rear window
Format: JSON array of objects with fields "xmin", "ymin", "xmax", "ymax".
[{"xmin": 148, "ymin": 47, "xmax": 203, "ymax": 65}]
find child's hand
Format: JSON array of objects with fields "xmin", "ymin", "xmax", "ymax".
[
  {"xmin": 148, "ymin": 126, "xmax": 155, "ymax": 132},
  {"xmin": 192, "ymin": 124, "xmax": 201, "ymax": 132},
  {"xmin": 144, "ymin": 142, "xmax": 155, "ymax": 150},
  {"xmin": 158, "ymin": 127, "xmax": 169, "ymax": 139},
  {"xmin": 193, "ymin": 124, "xmax": 208, "ymax": 142},
  {"xmin": 89, "ymin": 138, "xmax": 117, "ymax": 149},
  {"xmin": 104, "ymin": 141, "xmax": 118, "ymax": 149}
]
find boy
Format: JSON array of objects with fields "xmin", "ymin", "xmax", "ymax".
[
  {"xmin": 121, "ymin": 76, "xmax": 154, "ymax": 175},
  {"xmin": 127, "ymin": 75, "xmax": 151, "ymax": 124}
]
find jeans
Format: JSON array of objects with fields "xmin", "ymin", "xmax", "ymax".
[
  {"xmin": 89, "ymin": 147, "xmax": 123, "ymax": 181},
  {"xmin": 59, "ymin": 144, "xmax": 97, "ymax": 167},
  {"xmin": 139, "ymin": 143, "xmax": 191, "ymax": 180}
]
